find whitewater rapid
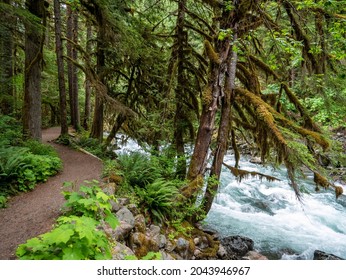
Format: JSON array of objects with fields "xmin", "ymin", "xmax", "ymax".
[{"xmin": 205, "ymin": 153, "xmax": 346, "ymax": 259}]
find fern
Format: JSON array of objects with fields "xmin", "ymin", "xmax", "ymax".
[{"xmin": 136, "ymin": 178, "xmax": 181, "ymax": 222}]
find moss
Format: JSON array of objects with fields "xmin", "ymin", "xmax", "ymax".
[
  {"xmin": 223, "ymin": 163, "xmax": 280, "ymax": 182},
  {"xmin": 201, "ymin": 85, "xmax": 213, "ymax": 106},
  {"xmin": 335, "ymin": 186, "xmax": 343, "ymax": 199},
  {"xmin": 314, "ymin": 172, "xmax": 329, "ymax": 189},
  {"xmin": 181, "ymin": 174, "xmax": 204, "ymax": 200},
  {"xmin": 204, "ymin": 40, "xmax": 220, "ymax": 64}
]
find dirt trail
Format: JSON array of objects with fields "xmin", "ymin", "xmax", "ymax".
[{"xmin": 0, "ymin": 127, "xmax": 103, "ymax": 259}]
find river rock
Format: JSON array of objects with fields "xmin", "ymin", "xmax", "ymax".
[
  {"xmin": 134, "ymin": 214, "xmax": 146, "ymax": 233},
  {"xmin": 112, "ymin": 242, "xmax": 135, "ymax": 260},
  {"xmin": 116, "ymin": 207, "xmax": 135, "ymax": 227},
  {"xmin": 175, "ymin": 237, "xmax": 191, "ymax": 259},
  {"xmin": 111, "ymin": 198, "xmax": 130, "ymax": 212},
  {"xmin": 129, "ymin": 232, "xmax": 159, "ymax": 258},
  {"xmin": 221, "ymin": 235, "xmax": 254, "ymax": 257},
  {"xmin": 217, "ymin": 244, "xmax": 228, "ymax": 259},
  {"xmin": 250, "ymin": 157, "xmax": 262, "ymax": 164},
  {"xmin": 101, "ymin": 183, "xmax": 116, "ymax": 196},
  {"xmin": 243, "ymin": 251, "xmax": 268, "ymax": 260},
  {"xmin": 313, "ymin": 250, "xmax": 344, "ymax": 260},
  {"xmin": 112, "ymin": 221, "xmax": 134, "ymax": 241},
  {"xmin": 127, "ymin": 203, "xmax": 140, "ymax": 216}
]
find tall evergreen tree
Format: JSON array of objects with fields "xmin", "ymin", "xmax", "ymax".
[
  {"xmin": 53, "ymin": 0, "xmax": 68, "ymax": 136},
  {"xmin": 23, "ymin": 0, "xmax": 47, "ymax": 140}
]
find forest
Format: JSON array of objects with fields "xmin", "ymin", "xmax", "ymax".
[{"xmin": 0, "ymin": 0, "xmax": 345, "ymax": 260}]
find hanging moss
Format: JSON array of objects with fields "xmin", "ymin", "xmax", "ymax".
[
  {"xmin": 314, "ymin": 172, "xmax": 330, "ymax": 189},
  {"xmin": 249, "ymin": 55, "xmax": 279, "ymax": 80},
  {"xmin": 335, "ymin": 186, "xmax": 343, "ymax": 199},
  {"xmin": 223, "ymin": 163, "xmax": 280, "ymax": 182},
  {"xmin": 281, "ymin": 83, "xmax": 320, "ymax": 132},
  {"xmin": 204, "ymin": 40, "xmax": 220, "ymax": 65}
]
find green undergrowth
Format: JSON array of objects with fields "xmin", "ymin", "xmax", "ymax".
[
  {"xmin": 16, "ymin": 181, "xmax": 118, "ymax": 260},
  {"xmin": 0, "ymin": 115, "xmax": 62, "ymax": 208},
  {"xmin": 104, "ymin": 150, "xmax": 203, "ymax": 227},
  {"xmin": 16, "ymin": 181, "xmax": 162, "ymax": 260}
]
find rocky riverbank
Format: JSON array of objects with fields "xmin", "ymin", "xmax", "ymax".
[
  {"xmin": 100, "ymin": 183, "xmax": 270, "ymax": 260},
  {"xmin": 100, "ymin": 183, "xmax": 344, "ymax": 260}
]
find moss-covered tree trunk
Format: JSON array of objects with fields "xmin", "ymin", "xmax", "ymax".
[
  {"xmin": 174, "ymin": 0, "xmax": 188, "ymax": 179},
  {"xmin": 90, "ymin": 22, "xmax": 105, "ymax": 142},
  {"xmin": 66, "ymin": 5, "xmax": 80, "ymax": 131},
  {"xmin": 0, "ymin": 0, "xmax": 14, "ymax": 115},
  {"xmin": 53, "ymin": 0, "xmax": 68, "ymax": 136},
  {"xmin": 83, "ymin": 21, "xmax": 92, "ymax": 130},
  {"xmin": 23, "ymin": 0, "xmax": 46, "ymax": 140}
]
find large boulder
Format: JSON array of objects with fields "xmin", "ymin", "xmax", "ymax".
[
  {"xmin": 220, "ymin": 235, "xmax": 254, "ymax": 258},
  {"xmin": 313, "ymin": 250, "xmax": 344, "ymax": 260},
  {"xmin": 116, "ymin": 207, "xmax": 135, "ymax": 227},
  {"xmin": 111, "ymin": 242, "xmax": 136, "ymax": 260}
]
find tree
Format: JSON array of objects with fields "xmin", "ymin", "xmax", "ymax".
[
  {"xmin": 83, "ymin": 21, "xmax": 92, "ymax": 130},
  {"xmin": 182, "ymin": 0, "xmax": 344, "ymax": 220},
  {"xmin": 0, "ymin": 0, "xmax": 14, "ymax": 115},
  {"xmin": 66, "ymin": 4, "xmax": 80, "ymax": 131},
  {"xmin": 53, "ymin": 0, "xmax": 68, "ymax": 137},
  {"xmin": 23, "ymin": 0, "xmax": 48, "ymax": 140}
]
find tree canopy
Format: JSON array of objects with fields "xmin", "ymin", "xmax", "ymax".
[{"xmin": 0, "ymin": 0, "xmax": 345, "ymax": 219}]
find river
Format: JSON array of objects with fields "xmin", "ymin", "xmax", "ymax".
[
  {"xmin": 205, "ymin": 153, "xmax": 346, "ymax": 259},
  {"xmin": 114, "ymin": 138, "xmax": 346, "ymax": 260}
]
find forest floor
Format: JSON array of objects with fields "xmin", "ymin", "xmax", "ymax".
[{"xmin": 0, "ymin": 127, "xmax": 103, "ymax": 260}]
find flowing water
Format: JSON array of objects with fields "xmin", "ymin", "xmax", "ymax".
[
  {"xmin": 205, "ymin": 153, "xmax": 346, "ymax": 259},
  {"xmin": 114, "ymin": 137, "xmax": 346, "ymax": 259}
]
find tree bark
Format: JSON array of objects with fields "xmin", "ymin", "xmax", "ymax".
[
  {"xmin": 90, "ymin": 18, "xmax": 105, "ymax": 141},
  {"xmin": 23, "ymin": 0, "xmax": 46, "ymax": 140},
  {"xmin": 201, "ymin": 25, "xmax": 239, "ymax": 216},
  {"xmin": 174, "ymin": 0, "xmax": 188, "ymax": 179},
  {"xmin": 83, "ymin": 21, "xmax": 92, "ymax": 130},
  {"xmin": 66, "ymin": 5, "xmax": 80, "ymax": 130},
  {"xmin": 53, "ymin": 0, "xmax": 68, "ymax": 136},
  {"xmin": 0, "ymin": 0, "xmax": 14, "ymax": 115}
]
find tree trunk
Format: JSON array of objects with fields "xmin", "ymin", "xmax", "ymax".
[
  {"xmin": 0, "ymin": 0, "xmax": 14, "ymax": 115},
  {"xmin": 53, "ymin": 0, "xmax": 68, "ymax": 136},
  {"xmin": 72, "ymin": 10, "xmax": 80, "ymax": 129},
  {"xmin": 185, "ymin": 2, "xmax": 240, "ymax": 220},
  {"xmin": 23, "ymin": 0, "xmax": 46, "ymax": 140},
  {"xmin": 90, "ymin": 22, "xmax": 105, "ymax": 141},
  {"xmin": 83, "ymin": 22, "xmax": 92, "ymax": 130},
  {"xmin": 201, "ymin": 25, "xmax": 239, "ymax": 216},
  {"xmin": 174, "ymin": 0, "xmax": 188, "ymax": 179},
  {"xmin": 66, "ymin": 5, "xmax": 80, "ymax": 131}
]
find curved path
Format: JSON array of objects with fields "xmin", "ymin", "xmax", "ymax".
[{"xmin": 0, "ymin": 127, "xmax": 103, "ymax": 259}]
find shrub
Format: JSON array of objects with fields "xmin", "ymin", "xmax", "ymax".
[
  {"xmin": 16, "ymin": 215, "xmax": 112, "ymax": 260},
  {"xmin": 0, "ymin": 146, "xmax": 62, "ymax": 195},
  {"xmin": 0, "ymin": 115, "xmax": 22, "ymax": 146},
  {"xmin": 62, "ymin": 181, "xmax": 118, "ymax": 228},
  {"xmin": 135, "ymin": 178, "xmax": 182, "ymax": 223},
  {"xmin": 23, "ymin": 139, "xmax": 59, "ymax": 158},
  {"xmin": 116, "ymin": 151, "xmax": 162, "ymax": 189},
  {"xmin": 16, "ymin": 182, "xmax": 119, "ymax": 260}
]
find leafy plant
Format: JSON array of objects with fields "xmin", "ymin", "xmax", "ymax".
[
  {"xmin": 117, "ymin": 151, "xmax": 162, "ymax": 189},
  {"xmin": 16, "ymin": 215, "xmax": 112, "ymax": 260},
  {"xmin": 16, "ymin": 182, "xmax": 119, "ymax": 260},
  {"xmin": 135, "ymin": 178, "xmax": 181, "ymax": 223},
  {"xmin": 23, "ymin": 139, "xmax": 59, "ymax": 157},
  {"xmin": 0, "ymin": 115, "xmax": 23, "ymax": 147},
  {"xmin": 0, "ymin": 195, "xmax": 7, "ymax": 208},
  {"xmin": 62, "ymin": 181, "xmax": 119, "ymax": 229}
]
